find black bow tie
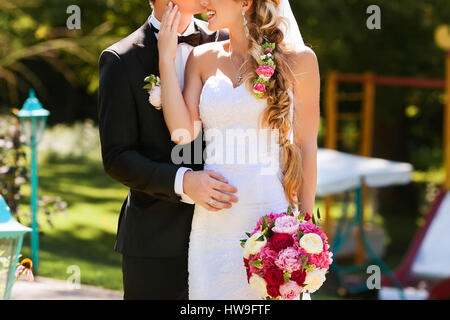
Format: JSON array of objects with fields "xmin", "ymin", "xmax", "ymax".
[{"xmin": 151, "ymin": 24, "xmax": 201, "ymax": 47}]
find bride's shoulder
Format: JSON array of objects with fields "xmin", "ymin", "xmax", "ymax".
[
  {"xmin": 188, "ymin": 40, "xmax": 227, "ymax": 65},
  {"xmin": 191, "ymin": 41, "xmax": 227, "ymax": 58},
  {"xmin": 286, "ymin": 46, "xmax": 319, "ymax": 75}
]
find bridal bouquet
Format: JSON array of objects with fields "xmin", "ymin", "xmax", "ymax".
[{"xmin": 241, "ymin": 207, "xmax": 333, "ymax": 300}]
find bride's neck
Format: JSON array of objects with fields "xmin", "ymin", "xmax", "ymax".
[{"xmin": 227, "ymin": 26, "xmax": 249, "ymax": 60}]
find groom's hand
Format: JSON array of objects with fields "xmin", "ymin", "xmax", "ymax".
[{"xmin": 183, "ymin": 170, "xmax": 238, "ymax": 212}]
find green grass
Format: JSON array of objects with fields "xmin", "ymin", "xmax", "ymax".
[{"xmin": 18, "ymin": 156, "xmax": 128, "ymax": 291}]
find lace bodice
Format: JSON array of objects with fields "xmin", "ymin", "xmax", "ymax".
[{"xmin": 198, "ymin": 74, "xmax": 294, "ymax": 171}]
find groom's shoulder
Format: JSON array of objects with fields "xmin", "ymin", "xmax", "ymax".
[{"xmin": 100, "ymin": 23, "xmax": 147, "ymax": 61}]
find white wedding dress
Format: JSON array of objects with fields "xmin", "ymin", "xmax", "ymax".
[{"xmin": 188, "ymin": 74, "xmax": 311, "ymax": 300}]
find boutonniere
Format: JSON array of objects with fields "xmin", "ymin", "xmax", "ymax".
[{"xmin": 143, "ymin": 74, "xmax": 162, "ymax": 110}]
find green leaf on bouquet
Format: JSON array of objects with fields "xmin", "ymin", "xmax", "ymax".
[
  {"xmin": 245, "ymin": 232, "xmax": 251, "ymax": 238},
  {"xmin": 287, "ymin": 206, "xmax": 293, "ymax": 216},
  {"xmin": 261, "ymin": 216, "xmax": 268, "ymax": 231},
  {"xmin": 143, "ymin": 83, "xmax": 153, "ymax": 90},
  {"xmin": 256, "ymin": 235, "xmax": 265, "ymax": 242},
  {"xmin": 297, "ymin": 212, "xmax": 306, "ymax": 221},
  {"xmin": 283, "ymin": 271, "xmax": 291, "ymax": 283},
  {"xmin": 240, "ymin": 239, "xmax": 247, "ymax": 248},
  {"xmin": 297, "ymin": 230, "xmax": 304, "ymax": 242},
  {"xmin": 300, "ymin": 257, "xmax": 309, "ymax": 272},
  {"xmin": 305, "ymin": 265, "xmax": 314, "ymax": 273},
  {"xmin": 249, "ymin": 260, "xmax": 263, "ymax": 269}
]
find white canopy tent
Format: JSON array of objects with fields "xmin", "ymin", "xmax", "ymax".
[{"xmin": 316, "ymin": 148, "xmax": 413, "ymax": 197}]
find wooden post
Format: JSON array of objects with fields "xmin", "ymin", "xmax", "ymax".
[
  {"xmin": 324, "ymin": 72, "xmax": 338, "ymax": 239},
  {"xmin": 445, "ymin": 52, "xmax": 450, "ymax": 190},
  {"xmin": 325, "ymin": 72, "xmax": 338, "ymax": 150},
  {"xmin": 360, "ymin": 72, "xmax": 375, "ymax": 157}
]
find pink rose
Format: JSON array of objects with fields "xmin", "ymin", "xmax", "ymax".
[
  {"xmin": 253, "ymin": 83, "xmax": 266, "ymax": 94},
  {"xmin": 304, "ymin": 212, "xmax": 311, "ymax": 221},
  {"xmin": 275, "ymin": 247, "xmax": 302, "ymax": 273},
  {"xmin": 256, "ymin": 65, "xmax": 275, "ymax": 80},
  {"xmin": 265, "ymin": 48, "xmax": 273, "ymax": 54},
  {"xmin": 279, "ymin": 281, "xmax": 303, "ymax": 300},
  {"xmin": 272, "ymin": 215, "xmax": 300, "ymax": 235}
]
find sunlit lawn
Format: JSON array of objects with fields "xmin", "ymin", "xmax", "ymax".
[
  {"xmin": 15, "ymin": 153, "xmax": 432, "ymax": 298},
  {"xmin": 18, "ymin": 156, "xmax": 128, "ymax": 291}
]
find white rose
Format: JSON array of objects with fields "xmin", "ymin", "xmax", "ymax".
[
  {"xmin": 148, "ymin": 86, "xmax": 162, "ymax": 109},
  {"xmin": 249, "ymin": 274, "xmax": 268, "ymax": 297},
  {"xmin": 299, "ymin": 233, "xmax": 323, "ymax": 254},
  {"xmin": 243, "ymin": 232, "xmax": 267, "ymax": 259},
  {"xmin": 303, "ymin": 268, "xmax": 327, "ymax": 293}
]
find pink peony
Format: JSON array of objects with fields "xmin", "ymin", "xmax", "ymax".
[
  {"xmin": 272, "ymin": 215, "xmax": 300, "ymax": 235},
  {"xmin": 299, "ymin": 222, "xmax": 320, "ymax": 235},
  {"xmin": 256, "ymin": 65, "xmax": 275, "ymax": 80},
  {"xmin": 275, "ymin": 247, "xmax": 302, "ymax": 273},
  {"xmin": 265, "ymin": 48, "xmax": 273, "ymax": 54},
  {"xmin": 251, "ymin": 212, "xmax": 285, "ymax": 236},
  {"xmin": 279, "ymin": 281, "xmax": 303, "ymax": 300}
]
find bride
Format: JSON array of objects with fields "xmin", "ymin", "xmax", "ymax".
[{"xmin": 157, "ymin": 0, "xmax": 320, "ymax": 299}]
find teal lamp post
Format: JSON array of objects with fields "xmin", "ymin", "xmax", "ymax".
[
  {"xmin": 0, "ymin": 195, "xmax": 31, "ymax": 300},
  {"xmin": 16, "ymin": 89, "xmax": 50, "ymax": 272}
]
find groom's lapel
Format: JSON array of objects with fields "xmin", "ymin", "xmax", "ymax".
[{"xmin": 133, "ymin": 20, "xmax": 160, "ymax": 78}]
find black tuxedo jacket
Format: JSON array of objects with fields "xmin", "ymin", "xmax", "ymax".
[{"xmin": 98, "ymin": 18, "xmax": 228, "ymax": 257}]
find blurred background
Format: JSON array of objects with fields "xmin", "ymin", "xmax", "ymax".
[{"xmin": 0, "ymin": 0, "xmax": 450, "ymax": 299}]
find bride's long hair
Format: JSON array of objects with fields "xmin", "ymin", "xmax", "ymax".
[{"xmin": 241, "ymin": 0, "xmax": 302, "ymax": 207}]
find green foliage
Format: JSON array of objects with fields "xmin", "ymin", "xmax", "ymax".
[{"xmin": 0, "ymin": 115, "xmax": 67, "ymax": 223}]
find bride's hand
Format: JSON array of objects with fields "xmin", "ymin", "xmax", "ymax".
[{"xmin": 158, "ymin": 1, "xmax": 180, "ymax": 67}]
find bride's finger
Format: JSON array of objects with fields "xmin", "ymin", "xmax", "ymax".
[
  {"xmin": 165, "ymin": 4, "xmax": 179, "ymax": 30},
  {"xmin": 172, "ymin": 11, "xmax": 181, "ymax": 33},
  {"xmin": 167, "ymin": 5, "xmax": 178, "ymax": 31},
  {"xmin": 160, "ymin": 2, "xmax": 174, "ymax": 31},
  {"xmin": 160, "ymin": 5, "xmax": 170, "ymax": 30}
]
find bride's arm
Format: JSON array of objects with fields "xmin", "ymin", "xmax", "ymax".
[
  {"xmin": 158, "ymin": 5, "xmax": 202, "ymax": 144},
  {"xmin": 292, "ymin": 47, "xmax": 321, "ymax": 215}
]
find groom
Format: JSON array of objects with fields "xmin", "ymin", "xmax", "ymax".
[{"xmin": 98, "ymin": 0, "xmax": 234, "ymax": 299}]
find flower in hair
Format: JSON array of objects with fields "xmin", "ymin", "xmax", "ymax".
[{"xmin": 252, "ymin": 40, "xmax": 277, "ymax": 98}]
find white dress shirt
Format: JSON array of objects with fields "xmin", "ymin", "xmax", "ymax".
[{"xmin": 149, "ymin": 13, "xmax": 195, "ymax": 204}]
